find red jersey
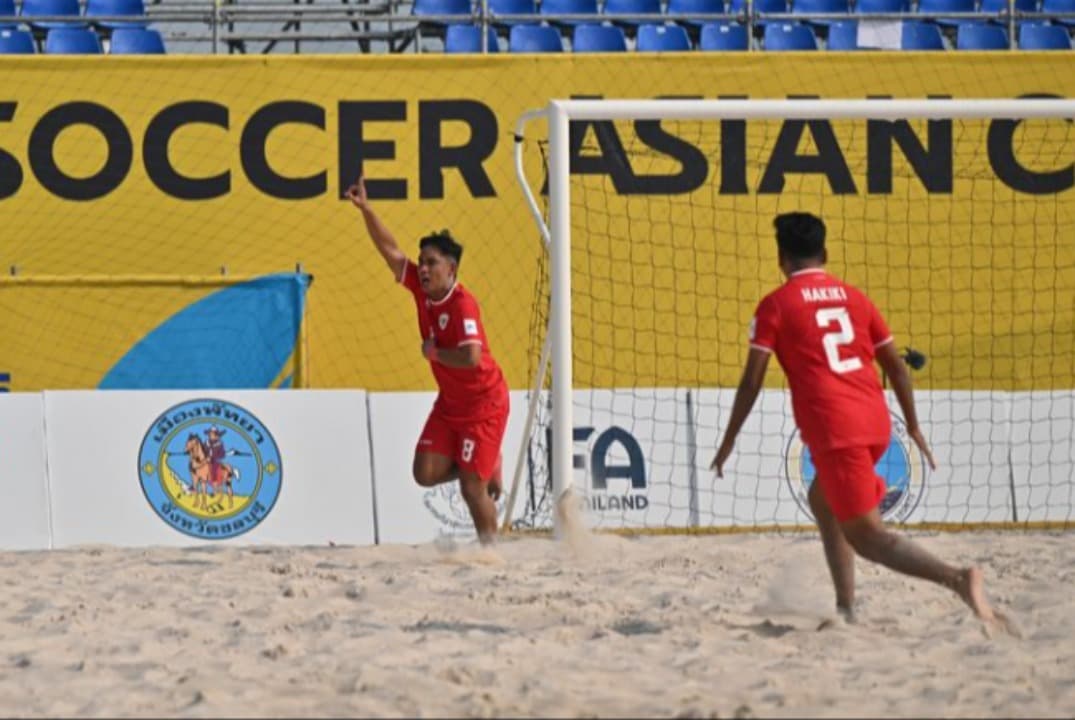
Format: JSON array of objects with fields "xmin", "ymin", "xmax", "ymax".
[
  {"xmin": 399, "ymin": 260, "xmax": 508, "ymax": 422},
  {"xmin": 750, "ymin": 268, "xmax": 893, "ymax": 452}
]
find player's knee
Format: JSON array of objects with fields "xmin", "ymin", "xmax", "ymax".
[
  {"xmin": 842, "ymin": 523, "xmax": 887, "ymax": 561},
  {"xmin": 412, "ymin": 460, "xmax": 438, "ymax": 487}
]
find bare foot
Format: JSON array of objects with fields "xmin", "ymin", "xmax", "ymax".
[
  {"xmin": 837, "ymin": 605, "xmax": 856, "ymax": 625},
  {"xmin": 955, "ymin": 566, "xmax": 995, "ymax": 621}
]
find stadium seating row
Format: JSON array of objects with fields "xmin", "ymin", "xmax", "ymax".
[
  {"xmin": 444, "ymin": 19, "xmax": 1072, "ymax": 49},
  {"xmin": 415, "ymin": 0, "xmax": 1075, "ymax": 27},
  {"xmin": 0, "ymin": 0, "xmax": 166, "ymax": 52},
  {"xmin": 0, "ymin": 25, "xmax": 165, "ymax": 52},
  {"xmin": 0, "ymin": 0, "xmax": 148, "ymax": 28}
]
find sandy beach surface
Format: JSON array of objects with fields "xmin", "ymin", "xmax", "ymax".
[{"xmin": 0, "ymin": 530, "xmax": 1070, "ymax": 718}]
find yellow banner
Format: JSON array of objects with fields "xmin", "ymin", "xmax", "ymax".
[{"xmin": 0, "ymin": 55, "xmax": 1071, "ymax": 392}]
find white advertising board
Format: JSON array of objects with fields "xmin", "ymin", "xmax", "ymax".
[
  {"xmin": 44, "ymin": 390, "xmax": 376, "ymax": 548},
  {"xmin": 514, "ymin": 389, "xmax": 1075, "ymax": 531},
  {"xmin": 0, "ymin": 393, "xmax": 51, "ymax": 550}
]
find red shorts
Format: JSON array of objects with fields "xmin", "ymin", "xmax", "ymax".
[
  {"xmin": 811, "ymin": 443, "xmax": 888, "ymax": 522},
  {"xmin": 416, "ymin": 408, "xmax": 508, "ymax": 481}
]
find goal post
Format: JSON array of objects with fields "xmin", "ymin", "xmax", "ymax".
[{"xmin": 510, "ymin": 97, "xmax": 1075, "ymax": 538}]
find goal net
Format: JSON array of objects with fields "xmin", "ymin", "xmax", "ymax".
[{"xmin": 510, "ymin": 99, "xmax": 1075, "ymax": 535}]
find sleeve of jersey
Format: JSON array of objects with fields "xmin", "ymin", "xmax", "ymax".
[
  {"xmin": 749, "ymin": 295, "xmax": 779, "ymax": 354},
  {"xmin": 456, "ymin": 296, "xmax": 484, "ymax": 348},
  {"xmin": 868, "ymin": 300, "xmax": 894, "ymax": 349},
  {"xmin": 398, "ymin": 260, "xmax": 422, "ymax": 299}
]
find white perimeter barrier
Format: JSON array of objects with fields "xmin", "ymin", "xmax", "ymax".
[
  {"xmin": 0, "ymin": 389, "xmax": 1069, "ymax": 549},
  {"xmin": 367, "ymin": 391, "xmax": 530, "ymax": 544}
]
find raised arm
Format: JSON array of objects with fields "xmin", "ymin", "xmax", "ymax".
[
  {"xmin": 875, "ymin": 342, "xmax": 936, "ymax": 470},
  {"xmin": 345, "ymin": 176, "xmax": 407, "ymax": 279},
  {"xmin": 711, "ymin": 347, "xmax": 771, "ymax": 477}
]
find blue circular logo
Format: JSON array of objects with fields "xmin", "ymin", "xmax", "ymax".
[
  {"xmin": 138, "ymin": 399, "xmax": 282, "ymax": 540},
  {"xmin": 784, "ymin": 413, "xmax": 925, "ymax": 522}
]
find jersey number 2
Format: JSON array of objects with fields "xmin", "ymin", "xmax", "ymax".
[{"xmin": 816, "ymin": 307, "xmax": 864, "ymax": 374}]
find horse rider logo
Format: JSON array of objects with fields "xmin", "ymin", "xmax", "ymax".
[{"xmin": 138, "ymin": 399, "xmax": 283, "ymax": 540}]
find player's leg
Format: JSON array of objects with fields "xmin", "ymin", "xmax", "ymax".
[
  {"xmin": 839, "ymin": 510, "xmax": 996, "ymax": 621},
  {"xmin": 454, "ymin": 412, "xmax": 508, "ymax": 544},
  {"xmin": 819, "ymin": 445, "xmax": 997, "ymax": 621},
  {"xmin": 412, "ymin": 412, "xmax": 459, "ymax": 487},
  {"xmin": 807, "ymin": 477, "xmax": 856, "ymax": 619},
  {"xmin": 487, "ymin": 454, "xmax": 503, "ymax": 501},
  {"xmin": 458, "ymin": 469, "xmax": 497, "ymax": 544}
]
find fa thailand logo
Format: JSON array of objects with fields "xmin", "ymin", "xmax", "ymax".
[
  {"xmin": 438, "ymin": 313, "xmax": 449, "ymax": 330},
  {"xmin": 784, "ymin": 413, "xmax": 926, "ymax": 523},
  {"xmin": 138, "ymin": 399, "xmax": 282, "ymax": 540}
]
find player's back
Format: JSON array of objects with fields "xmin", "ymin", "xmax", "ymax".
[{"xmin": 752, "ymin": 268, "xmax": 892, "ymax": 451}]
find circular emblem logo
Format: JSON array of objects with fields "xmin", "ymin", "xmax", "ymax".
[
  {"xmin": 423, "ymin": 484, "xmax": 504, "ymax": 535},
  {"xmin": 138, "ymin": 399, "xmax": 282, "ymax": 540},
  {"xmin": 784, "ymin": 413, "xmax": 926, "ymax": 522}
]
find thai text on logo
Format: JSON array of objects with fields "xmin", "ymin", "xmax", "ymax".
[{"xmin": 138, "ymin": 398, "xmax": 282, "ymax": 540}]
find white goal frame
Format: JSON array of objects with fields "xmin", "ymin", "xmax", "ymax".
[{"xmin": 509, "ymin": 98, "xmax": 1075, "ymax": 537}]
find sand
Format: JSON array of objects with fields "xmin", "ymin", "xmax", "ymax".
[{"xmin": 0, "ymin": 529, "xmax": 1070, "ymax": 718}]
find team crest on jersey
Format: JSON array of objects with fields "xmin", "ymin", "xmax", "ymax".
[
  {"xmin": 438, "ymin": 313, "xmax": 449, "ymax": 330},
  {"xmin": 784, "ymin": 412, "xmax": 926, "ymax": 522},
  {"xmin": 138, "ymin": 399, "xmax": 282, "ymax": 540}
]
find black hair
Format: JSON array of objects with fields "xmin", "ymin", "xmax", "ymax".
[
  {"xmin": 774, "ymin": 212, "xmax": 826, "ymax": 261},
  {"xmin": 419, "ymin": 229, "xmax": 463, "ymax": 267}
]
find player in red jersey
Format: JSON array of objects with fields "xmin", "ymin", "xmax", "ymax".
[
  {"xmin": 346, "ymin": 177, "xmax": 509, "ymax": 545},
  {"xmin": 712, "ymin": 212, "xmax": 1004, "ymax": 626}
]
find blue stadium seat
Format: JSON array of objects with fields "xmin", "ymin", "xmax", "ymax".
[
  {"xmin": 917, "ymin": 0, "xmax": 978, "ymax": 27},
  {"xmin": 572, "ymin": 22, "xmax": 628, "ymax": 49},
  {"xmin": 793, "ymin": 0, "xmax": 850, "ymax": 26},
  {"xmin": 668, "ymin": 0, "xmax": 727, "ymax": 28},
  {"xmin": 636, "ymin": 21, "xmax": 692, "ymax": 48},
  {"xmin": 826, "ymin": 18, "xmax": 858, "ymax": 46},
  {"xmin": 763, "ymin": 20, "xmax": 818, "ymax": 47},
  {"xmin": 86, "ymin": 0, "xmax": 148, "ymax": 28},
  {"xmin": 731, "ymin": 0, "xmax": 789, "ymax": 30},
  {"xmin": 1041, "ymin": 0, "xmax": 1075, "ymax": 26},
  {"xmin": 444, "ymin": 23, "xmax": 500, "ymax": 50},
  {"xmin": 979, "ymin": 0, "xmax": 1037, "ymax": 18},
  {"xmin": 540, "ymin": 0, "xmax": 598, "ymax": 27},
  {"xmin": 699, "ymin": 21, "xmax": 750, "ymax": 47},
  {"xmin": 605, "ymin": 0, "xmax": 663, "ymax": 31},
  {"xmin": 509, "ymin": 22, "xmax": 564, "ymax": 49},
  {"xmin": 855, "ymin": 0, "xmax": 908, "ymax": 12},
  {"xmin": 413, "ymin": 0, "xmax": 472, "ymax": 37},
  {"xmin": 489, "ymin": 0, "xmax": 537, "ymax": 29},
  {"xmin": 45, "ymin": 26, "xmax": 102, "ymax": 52},
  {"xmin": 901, "ymin": 19, "xmax": 946, "ymax": 46},
  {"xmin": 21, "ymin": 0, "xmax": 85, "ymax": 30},
  {"xmin": 955, "ymin": 20, "xmax": 1008, "ymax": 45},
  {"xmin": 0, "ymin": 27, "xmax": 35, "ymax": 52},
  {"xmin": 0, "ymin": 0, "xmax": 16, "ymax": 29},
  {"xmin": 413, "ymin": 0, "xmax": 472, "ymax": 17},
  {"xmin": 109, "ymin": 25, "xmax": 165, "ymax": 52},
  {"xmin": 1019, "ymin": 21, "xmax": 1072, "ymax": 46}
]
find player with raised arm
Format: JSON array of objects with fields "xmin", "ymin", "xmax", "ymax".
[
  {"xmin": 712, "ymin": 212, "xmax": 1004, "ymax": 627},
  {"xmin": 346, "ymin": 176, "xmax": 509, "ymax": 545}
]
